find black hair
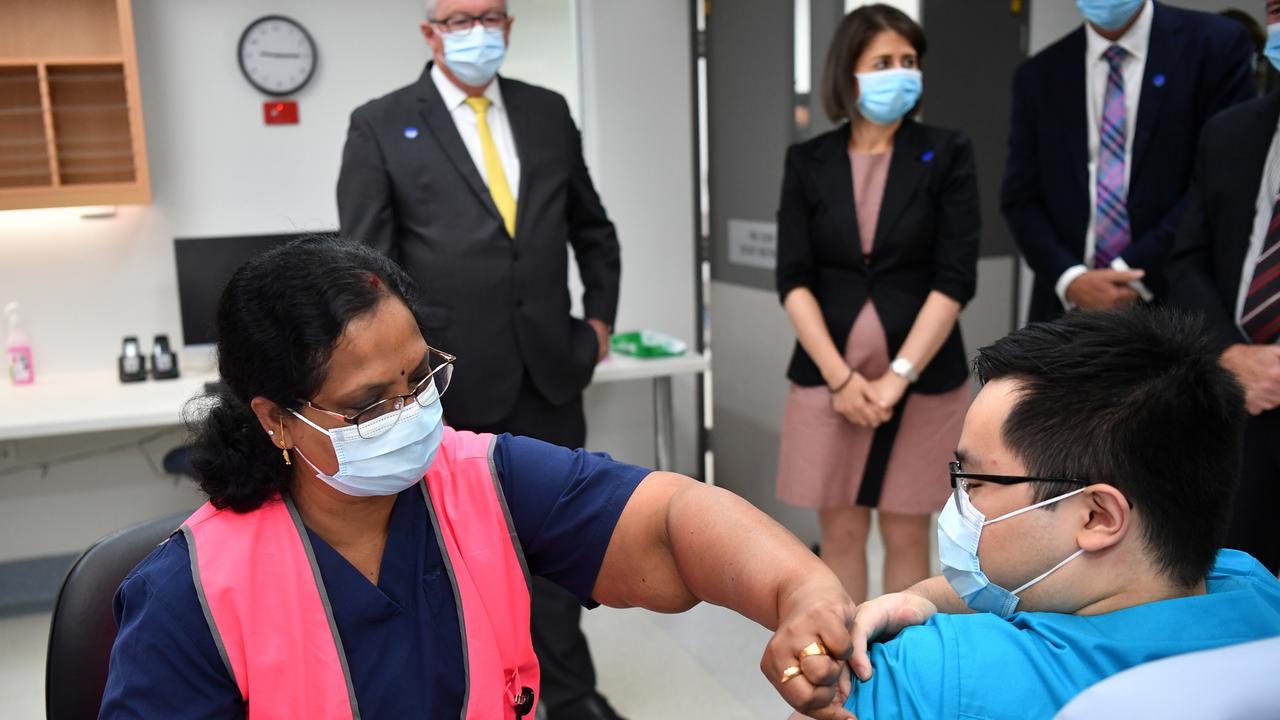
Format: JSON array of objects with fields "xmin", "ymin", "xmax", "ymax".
[
  {"xmin": 970, "ymin": 306, "xmax": 1245, "ymax": 588},
  {"xmin": 821, "ymin": 4, "xmax": 927, "ymax": 123},
  {"xmin": 187, "ymin": 237, "xmax": 428, "ymax": 512}
]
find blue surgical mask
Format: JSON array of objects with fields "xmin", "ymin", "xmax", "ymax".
[
  {"xmin": 1266, "ymin": 23, "xmax": 1280, "ymax": 73},
  {"xmin": 291, "ymin": 396, "xmax": 445, "ymax": 497},
  {"xmin": 937, "ymin": 485, "xmax": 1086, "ymax": 616},
  {"xmin": 1077, "ymin": 0, "xmax": 1144, "ymax": 31},
  {"xmin": 442, "ymin": 25, "xmax": 506, "ymax": 87},
  {"xmin": 854, "ymin": 68, "xmax": 922, "ymax": 126}
]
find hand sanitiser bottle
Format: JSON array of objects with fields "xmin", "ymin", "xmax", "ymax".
[{"xmin": 5, "ymin": 302, "xmax": 34, "ymax": 385}]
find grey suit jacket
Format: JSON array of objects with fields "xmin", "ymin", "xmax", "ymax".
[{"xmin": 337, "ymin": 64, "xmax": 620, "ymax": 427}]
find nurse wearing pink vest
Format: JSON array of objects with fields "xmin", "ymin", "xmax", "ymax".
[{"xmin": 101, "ymin": 239, "xmax": 860, "ymax": 720}]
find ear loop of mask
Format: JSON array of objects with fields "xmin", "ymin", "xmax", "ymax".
[
  {"xmin": 288, "ymin": 409, "xmax": 335, "ymax": 477},
  {"xmin": 1011, "ymin": 548, "xmax": 1086, "ymax": 595},
  {"xmin": 983, "ymin": 487, "xmax": 1087, "ymax": 526},
  {"xmin": 985, "ymin": 486, "xmax": 1090, "ymax": 595}
]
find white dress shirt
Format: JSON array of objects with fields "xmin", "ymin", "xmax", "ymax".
[
  {"xmin": 431, "ymin": 63, "xmax": 521, "ymax": 200},
  {"xmin": 1235, "ymin": 116, "xmax": 1280, "ymax": 339},
  {"xmin": 1056, "ymin": 0, "xmax": 1154, "ymax": 307}
]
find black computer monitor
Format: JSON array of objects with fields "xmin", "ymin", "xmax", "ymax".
[{"xmin": 173, "ymin": 233, "xmax": 313, "ymax": 347}]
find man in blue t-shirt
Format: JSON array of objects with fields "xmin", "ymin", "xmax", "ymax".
[{"xmin": 840, "ymin": 307, "xmax": 1280, "ymax": 719}]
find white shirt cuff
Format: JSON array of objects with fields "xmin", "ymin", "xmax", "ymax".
[{"xmin": 1056, "ymin": 265, "xmax": 1089, "ymax": 310}]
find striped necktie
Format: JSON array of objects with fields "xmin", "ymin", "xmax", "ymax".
[
  {"xmin": 1241, "ymin": 197, "xmax": 1280, "ymax": 344},
  {"xmin": 1094, "ymin": 45, "xmax": 1130, "ymax": 268},
  {"xmin": 464, "ymin": 96, "xmax": 517, "ymax": 237}
]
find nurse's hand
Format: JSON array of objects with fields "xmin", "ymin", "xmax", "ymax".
[
  {"xmin": 848, "ymin": 591, "xmax": 938, "ymax": 681},
  {"xmin": 763, "ymin": 578, "xmax": 859, "ymax": 720}
]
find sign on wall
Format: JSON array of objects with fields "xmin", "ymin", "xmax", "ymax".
[{"xmin": 727, "ymin": 219, "xmax": 777, "ymax": 271}]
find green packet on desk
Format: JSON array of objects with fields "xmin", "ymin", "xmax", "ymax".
[{"xmin": 610, "ymin": 330, "xmax": 687, "ymax": 358}]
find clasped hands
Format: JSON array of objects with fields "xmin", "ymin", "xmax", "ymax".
[{"xmin": 830, "ymin": 368, "xmax": 908, "ymax": 428}]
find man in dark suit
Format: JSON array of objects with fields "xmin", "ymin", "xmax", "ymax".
[
  {"xmin": 336, "ymin": 1, "xmax": 624, "ymax": 717},
  {"xmin": 1167, "ymin": 0, "xmax": 1280, "ymax": 576},
  {"xmin": 1002, "ymin": 0, "xmax": 1254, "ymax": 323}
]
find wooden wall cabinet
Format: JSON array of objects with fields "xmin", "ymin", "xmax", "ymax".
[{"xmin": 0, "ymin": 0, "xmax": 151, "ymax": 210}]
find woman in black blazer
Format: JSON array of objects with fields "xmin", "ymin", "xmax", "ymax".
[{"xmin": 774, "ymin": 4, "xmax": 980, "ymax": 602}]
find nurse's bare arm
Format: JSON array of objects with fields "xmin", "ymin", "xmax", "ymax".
[{"xmin": 592, "ymin": 471, "xmax": 858, "ymax": 720}]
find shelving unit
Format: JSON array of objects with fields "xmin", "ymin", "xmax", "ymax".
[{"xmin": 0, "ymin": 0, "xmax": 150, "ymax": 210}]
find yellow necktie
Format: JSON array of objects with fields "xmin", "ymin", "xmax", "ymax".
[{"xmin": 464, "ymin": 96, "xmax": 517, "ymax": 237}]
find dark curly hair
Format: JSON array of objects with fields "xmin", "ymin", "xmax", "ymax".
[{"xmin": 186, "ymin": 237, "xmax": 428, "ymax": 512}]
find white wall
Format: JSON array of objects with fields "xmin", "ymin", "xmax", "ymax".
[
  {"xmin": 0, "ymin": 0, "xmax": 697, "ymax": 562},
  {"xmin": 578, "ymin": 0, "xmax": 699, "ymax": 474}
]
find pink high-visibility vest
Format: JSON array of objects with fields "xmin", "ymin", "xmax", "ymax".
[{"xmin": 180, "ymin": 428, "xmax": 540, "ymax": 720}]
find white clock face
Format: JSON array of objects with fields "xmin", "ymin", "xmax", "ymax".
[{"xmin": 238, "ymin": 16, "xmax": 317, "ymax": 96}]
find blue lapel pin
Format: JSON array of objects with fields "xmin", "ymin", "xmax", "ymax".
[
  {"xmin": 1153, "ymin": 74, "xmax": 1166, "ymax": 88},
  {"xmin": 404, "ymin": 126, "xmax": 420, "ymax": 139},
  {"xmin": 921, "ymin": 150, "xmax": 935, "ymax": 163}
]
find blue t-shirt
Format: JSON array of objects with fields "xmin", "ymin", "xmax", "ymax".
[
  {"xmin": 846, "ymin": 550, "xmax": 1280, "ymax": 720},
  {"xmin": 99, "ymin": 434, "xmax": 648, "ymax": 720}
]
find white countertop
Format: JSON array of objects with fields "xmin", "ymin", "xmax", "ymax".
[{"xmin": 0, "ymin": 352, "xmax": 708, "ymax": 442}]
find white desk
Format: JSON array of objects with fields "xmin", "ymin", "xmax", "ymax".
[{"xmin": 0, "ymin": 352, "xmax": 709, "ymax": 469}]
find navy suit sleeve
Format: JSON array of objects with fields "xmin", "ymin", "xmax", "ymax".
[
  {"xmin": 337, "ymin": 107, "xmax": 400, "ymax": 263},
  {"xmin": 776, "ymin": 144, "xmax": 817, "ymax": 303},
  {"xmin": 930, "ymin": 132, "xmax": 981, "ymax": 306},
  {"xmin": 1167, "ymin": 120, "xmax": 1244, "ymax": 352},
  {"xmin": 1001, "ymin": 63, "xmax": 1084, "ymax": 282},
  {"xmin": 492, "ymin": 434, "xmax": 647, "ymax": 606},
  {"xmin": 99, "ymin": 536, "xmax": 244, "ymax": 720},
  {"xmin": 561, "ymin": 95, "xmax": 622, "ymax": 328},
  {"xmin": 1120, "ymin": 21, "xmax": 1255, "ymax": 278}
]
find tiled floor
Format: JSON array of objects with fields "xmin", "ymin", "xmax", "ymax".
[{"xmin": 1, "ymin": 519, "xmax": 915, "ymax": 719}]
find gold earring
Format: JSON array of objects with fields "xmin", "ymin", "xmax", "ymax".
[{"xmin": 278, "ymin": 418, "xmax": 292, "ymax": 466}]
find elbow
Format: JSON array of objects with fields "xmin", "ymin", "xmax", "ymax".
[{"xmin": 646, "ymin": 593, "xmax": 701, "ymax": 615}]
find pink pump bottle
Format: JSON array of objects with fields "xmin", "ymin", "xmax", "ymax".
[{"xmin": 5, "ymin": 302, "xmax": 34, "ymax": 385}]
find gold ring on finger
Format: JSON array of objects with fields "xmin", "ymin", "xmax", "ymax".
[
  {"xmin": 780, "ymin": 665, "xmax": 803, "ymax": 684},
  {"xmin": 798, "ymin": 641, "xmax": 829, "ymax": 660}
]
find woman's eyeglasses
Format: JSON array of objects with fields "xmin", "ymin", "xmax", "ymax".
[{"xmin": 300, "ymin": 346, "xmax": 456, "ymax": 439}]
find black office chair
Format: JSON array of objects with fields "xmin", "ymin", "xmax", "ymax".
[{"xmin": 45, "ymin": 510, "xmax": 191, "ymax": 720}]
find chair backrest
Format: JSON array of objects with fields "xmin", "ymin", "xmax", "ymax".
[
  {"xmin": 45, "ymin": 510, "xmax": 192, "ymax": 720},
  {"xmin": 1054, "ymin": 635, "xmax": 1280, "ymax": 719}
]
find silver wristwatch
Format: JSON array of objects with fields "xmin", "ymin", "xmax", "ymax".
[{"xmin": 890, "ymin": 357, "xmax": 919, "ymax": 384}]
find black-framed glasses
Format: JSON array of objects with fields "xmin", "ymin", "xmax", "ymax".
[
  {"xmin": 300, "ymin": 346, "xmax": 456, "ymax": 439},
  {"xmin": 948, "ymin": 461, "xmax": 1088, "ymax": 496},
  {"xmin": 429, "ymin": 11, "xmax": 508, "ymax": 34}
]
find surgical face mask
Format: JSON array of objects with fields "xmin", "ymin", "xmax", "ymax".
[
  {"xmin": 1266, "ymin": 24, "xmax": 1280, "ymax": 73},
  {"xmin": 442, "ymin": 25, "xmax": 506, "ymax": 87},
  {"xmin": 854, "ymin": 68, "xmax": 922, "ymax": 126},
  {"xmin": 1076, "ymin": 0, "xmax": 1144, "ymax": 31},
  {"xmin": 937, "ymin": 485, "xmax": 1086, "ymax": 616},
  {"xmin": 290, "ymin": 397, "xmax": 445, "ymax": 497}
]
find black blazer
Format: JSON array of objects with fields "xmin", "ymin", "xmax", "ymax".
[
  {"xmin": 1167, "ymin": 92, "xmax": 1280, "ymax": 352},
  {"xmin": 337, "ymin": 64, "xmax": 620, "ymax": 427},
  {"xmin": 775, "ymin": 120, "xmax": 980, "ymax": 394},
  {"xmin": 1001, "ymin": 2, "xmax": 1253, "ymax": 323}
]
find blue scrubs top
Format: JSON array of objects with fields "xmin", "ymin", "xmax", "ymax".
[
  {"xmin": 99, "ymin": 434, "xmax": 649, "ymax": 720},
  {"xmin": 846, "ymin": 550, "xmax": 1280, "ymax": 719}
]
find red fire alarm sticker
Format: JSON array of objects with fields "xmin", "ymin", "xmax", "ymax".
[{"xmin": 264, "ymin": 101, "xmax": 299, "ymax": 125}]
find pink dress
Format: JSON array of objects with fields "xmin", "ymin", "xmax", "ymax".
[{"xmin": 775, "ymin": 149, "xmax": 970, "ymax": 515}]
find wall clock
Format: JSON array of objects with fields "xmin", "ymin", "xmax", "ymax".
[{"xmin": 238, "ymin": 15, "xmax": 317, "ymax": 96}]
